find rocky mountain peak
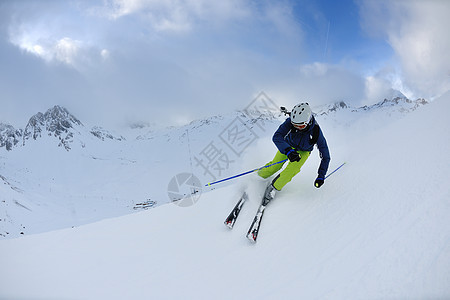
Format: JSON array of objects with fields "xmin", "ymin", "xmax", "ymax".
[
  {"xmin": 44, "ymin": 105, "xmax": 82, "ymax": 126},
  {"xmin": 43, "ymin": 105, "xmax": 83, "ymax": 137},
  {"xmin": 0, "ymin": 123, "xmax": 23, "ymax": 151},
  {"xmin": 22, "ymin": 105, "xmax": 83, "ymax": 150},
  {"xmin": 316, "ymin": 95, "xmax": 428, "ymax": 117},
  {"xmin": 1, "ymin": 105, "xmax": 125, "ymax": 152}
]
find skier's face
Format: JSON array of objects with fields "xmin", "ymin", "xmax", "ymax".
[{"xmin": 292, "ymin": 122, "xmax": 307, "ymax": 130}]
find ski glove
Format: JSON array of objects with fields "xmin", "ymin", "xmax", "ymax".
[
  {"xmin": 314, "ymin": 177, "xmax": 324, "ymax": 188},
  {"xmin": 286, "ymin": 148, "xmax": 300, "ymax": 162}
]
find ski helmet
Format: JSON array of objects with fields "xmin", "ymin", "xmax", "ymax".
[{"xmin": 291, "ymin": 103, "xmax": 312, "ymax": 130}]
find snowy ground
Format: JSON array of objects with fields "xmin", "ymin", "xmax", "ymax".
[{"xmin": 1, "ymin": 93, "xmax": 450, "ymax": 299}]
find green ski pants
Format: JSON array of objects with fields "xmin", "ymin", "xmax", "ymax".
[{"xmin": 258, "ymin": 150, "xmax": 310, "ymax": 191}]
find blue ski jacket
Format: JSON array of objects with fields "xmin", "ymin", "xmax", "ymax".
[{"xmin": 272, "ymin": 116, "xmax": 331, "ymax": 178}]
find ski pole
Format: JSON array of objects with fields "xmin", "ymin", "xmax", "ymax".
[
  {"xmin": 205, "ymin": 159, "xmax": 288, "ymax": 187},
  {"xmin": 324, "ymin": 162, "xmax": 346, "ymax": 180}
]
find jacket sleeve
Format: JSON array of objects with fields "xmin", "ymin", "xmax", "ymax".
[
  {"xmin": 272, "ymin": 118, "xmax": 293, "ymax": 154},
  {"xmin": 316, "ymin": 128, "xmax": 331, "ymax": 178}
]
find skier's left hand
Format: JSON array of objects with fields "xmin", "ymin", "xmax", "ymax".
[
  {"xmin": 286, "ymin": 149, "xmax": 300, "ymax": 162},
  {"xmin": 314, "ymin": 177, "xmax": 324, "ymax": 188}
]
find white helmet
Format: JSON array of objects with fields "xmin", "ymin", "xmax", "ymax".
[{"xmin": 291, "ymin": 103, "xmax": 312, "ymax": 130}]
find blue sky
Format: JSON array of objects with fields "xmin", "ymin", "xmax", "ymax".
[
  {"xmin": 0, "ymin": 0, "xmax": 449, "ymax": 128},
  {"xmin": 296, "ymin": 0, "xmax": 364, "ymax": 62}
]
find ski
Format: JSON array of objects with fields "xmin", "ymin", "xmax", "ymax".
[
  {"xmin": 246, "ymin": 204, "xmax": 266, "ymax": 243},
  {"xmin": 224, "ymin": 192, "xmax": 248, "ymax": 229}
]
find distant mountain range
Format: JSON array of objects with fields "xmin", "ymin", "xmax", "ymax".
[
  {"xmin": 0, "ymin": 105, "xmax": 124, "ymax": 151},
  {"xmin": 315, "ymin": 96, "xmax": 428, "ymax": 116},
  {"xmin": 1, "ymin": 95, "xmax": 429, "ymax": 152},
  {"xmin": 0, "ymin": 94, "xmax": 432, "ymax": 239}
]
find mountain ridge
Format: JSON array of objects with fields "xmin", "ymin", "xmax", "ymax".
[
  {"xmin": 315, "ymin": 96, "xmax": 428, "ymax": 116},
  {"xmin": 1, "ymin": 94, "xmax": 429, "ymax": 152},
  {"xmin": 1, "ymin": 105, "xmax": 125, "ymax": 151}
]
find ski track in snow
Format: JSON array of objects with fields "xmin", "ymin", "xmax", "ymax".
[{"xmin": 1, "ymin": 94, "xmax": 450, "ymax": 299}]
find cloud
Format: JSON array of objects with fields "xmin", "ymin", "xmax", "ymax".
[
  {"xmin": 9, "ymin": 31, "xmax": 109, "ymax": 72},
  {"xmin": 0, "ymin": 5, "xmax": 365, "ymax": 128},
  {"xmin": 298, "ymin": 62, "xmax": 366, "ymax": 104},
  {"xmin": 4, "ymin": 1, "xmax": 108, "ymax": 71},
  {"xmin": 6, "ymin": 0, "xmax": 444, "ymax": 130},
  {"xmin": 358, "ymin": 0, "xmax": 450, "ymax": 98},
  {"xmin": 11, "ymin": 35, "xmax": 80, "ymax": 65},
  {"xmin": 1, "ymin": 0, "xmax": 310, "ymax": 128},
  {"xmin": 0, "ymin": 38, "xmax": 93, "ymax": 127},
  {"xmin": 90, "ymin": 0, "xmax": 253, "ymax": 32},
  {"xmin": 262, "ymin": 62, "xmax": 367, "ymax": 111}
]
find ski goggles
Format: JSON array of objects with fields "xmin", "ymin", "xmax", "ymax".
[{"xmin": 292, "ymin": 122, "xmax": 308, "ymax": 130}]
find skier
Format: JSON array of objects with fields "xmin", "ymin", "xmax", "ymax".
[{"xmin": 257, "ymin": 102, "xmax": 330, "ymax": 205}]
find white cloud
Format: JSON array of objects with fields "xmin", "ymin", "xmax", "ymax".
[
  {"xmin": 9, "ymin": 32, "xmax": 101, "ymax": 70},
  {"xmin": 300, "ymin": 62, "xmax": 328, "ymax": 77},
  {"xmin": 54, "ymin": 37, "xmax": 81, "ymax": 65},
  {"xmin": 93, "ymin": 0, "xmax": 252, "ymax": 33},
  {"xmin": 293, "ymin": 62, "xmax": 366, "ymax": 105},
  {"xmin": 360, "ymin": 64, "xmax": 415, "ymax": 105},
  {"xmin": 364, "ymin": 75, "xmax": 393, "ymax": 103},
  {"xmin": 358, "ymin": 0, "xmax": 450, "ymax": 98},
  {"xmin": 101, "ymin": 49, "xmax": 110, "ymax": 60},
  {"xmin": 0, "ymin": 0, "xmax": 306, "ymax": 127}
]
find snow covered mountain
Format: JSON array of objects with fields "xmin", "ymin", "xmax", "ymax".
[
  {"xmin": 0, "ymin": 123, "xmax": 22, "ymax": 151},
  {"xmin": 315, "ymin": 96, "xmax": 428, "ymax": 116},
  {"xmin": 0, "ymin": 96, "xmax": 431, "ymax": 239},
  {"xmin": 0, "ymin": 95, "xmax": 429, "ymax": 152},
  {"xmin": 0, "ymin": 103, "xmax": 280, "ymax": 239},
  {"xmin": 22, "ymin": 105, "xmax": 86, "ymax": 151},
  {"xmin": 0, "ymin": 105, "xmax": 124, "ymax": 151},
  {"xmin": 0, "ymin": 92, "xmax": 449, "ymax": 299}
]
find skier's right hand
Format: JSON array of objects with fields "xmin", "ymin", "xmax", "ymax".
[
  {"xmin": 314, "ymin": 177, "xmax": 324, "ymax": 188},
  {"xmin": 286, "ymin": 148, "xmax": 300, "ymax": 162}
]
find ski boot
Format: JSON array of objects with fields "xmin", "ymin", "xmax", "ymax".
[{"xmin": 261, "ymin": 182, "xmax": 278, "ymax": 206}]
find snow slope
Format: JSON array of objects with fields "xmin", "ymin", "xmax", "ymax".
[
  {"xmin": 0, "ymin": 109, "xmax": 279, "ymax": 238},
  {"xmin": 1, "ymin": 94, "xmax": 449, "ymax": 299}
]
